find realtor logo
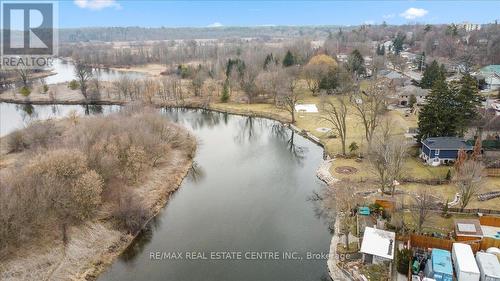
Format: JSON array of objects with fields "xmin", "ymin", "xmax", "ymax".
[{"xmin": 1, "ymin": 1, "xmax": 57, "ymax": 69}]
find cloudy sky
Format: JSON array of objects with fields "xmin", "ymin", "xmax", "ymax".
[{"xmin": 59, "ymin": 0, "xmax": 499, "ymax": 28}]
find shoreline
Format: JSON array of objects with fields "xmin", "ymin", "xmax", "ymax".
[
  {"xmin": 0, "ymin": 115, "xmax": 196, "ymax": 281},
  {"xmin": 0, "ymin": 98, "xmax": 326, "ymax": 150},
  {"xmin": 0, "ymin": 99, "xmax": 341, "ymax": 281},
  {"xmin": 84, "ymin": 155, "xmax": 194, "ymax": 280}
]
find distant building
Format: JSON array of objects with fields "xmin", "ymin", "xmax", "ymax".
[
  {"xmin": 460, "ymin": 22, "xmax": 482, "ymax": 32},
  {"xmin": 478, "ymin": 65, "xmax": 500, "ymax": 90},
  {"xmin": 420, "ymin": 137, "xmax": 474, "ymax": 165},
  {"xmin": 359, "ymin": 227, "xmax": 395, "ymax": 264},
  {"xmin": 398, "ymin": 85, "xmax": 429, "ymax": 106}
]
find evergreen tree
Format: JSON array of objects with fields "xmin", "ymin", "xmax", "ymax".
[
  {"xmin": 450, "ymin": 74, "xmax": 481, "ymax": 135},
  {"xmin": 417, "ymin": 74, "xmax": 481, "ymax": 141},
  {"xmin": 282, "ymin": 50, "xmax": 295, "ymax": 67},
  {"xmin": 346, "ymin": 49, "xmax": 366, "ymax": 78},
  {"xmin": 408, "ymin": 94, "xmax": 417, "ymax": 108},
  {"xmin": 376, "ymin": 44, "xmax": 385, "ymax": 56},
  {"xmin": 220, "ymin": 81, "xmax": 230, "ymax": 102},
  {"xmin": 419, "ymin": 60, "xmax": 445, "ymax": 89},
  {"xmin": 417, "ymin": 79, "xmax": 457, "ymax": 141},
  {"xmin": 417, "ymin": 52, "xmax": 426, "ymax": 71},
  {"xmin": 392, "ymin": 32, "xmax": 406, "ymax": 55},
  {"xmin": 263, "ymin": 53, "xmax": 278, "ymax": 70}
]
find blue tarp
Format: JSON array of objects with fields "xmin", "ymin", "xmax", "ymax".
[
  {"xmin": 429, "ymin": 249, "xmax": 453, "ymax": 281},
  {"xmin": 358, "ymin": 207, "xmax": 370, "ymax": 215}
]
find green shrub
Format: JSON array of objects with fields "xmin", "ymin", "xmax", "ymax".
[
  {"xmin": 42, "ymin": 84, "xmax": 49, "ymax": 94},
  {"xmin": 397, "ymin": 248, "xmax": 412, "ymax": 274},
  {"xmin": 68, "ymin": 79, "xmax": 79, "ymax": 90},
  {"xmin": 19, "ymin": 86, "xmax": 31, "ymax": 96},
  {"xmin": 220, "ymin": 81, "xmax": 230, "ymax": 102}
]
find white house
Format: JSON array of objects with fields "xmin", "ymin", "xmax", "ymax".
[
  {"xmin": 479, "ymin": 65, "xmax": 500, "ymax": 90},
  {"xmin": 360, "ymin": 227, "xmax": 396, "ymax": 264}
]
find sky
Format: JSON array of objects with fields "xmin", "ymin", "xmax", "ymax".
[{"xmin": 56, "ymin": 1, "xmax": 500, "ymax": 28}]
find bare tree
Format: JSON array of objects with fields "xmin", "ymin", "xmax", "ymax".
[
  {"xmin": 255, "ymin": 64, "xmax": 282, "ymax": 104},
  {"xmin": 74, "ymin": 60, "xmax": 93, "ymax": 100},
  {"xmin": 352, "ymin": 79, "xmax": 387, "ymax": 146},
  {"xmin": 15, "ymin": 66, "xmax": 31, "ymax": 88},
  {"xmin": 91, "ymin": 68, "xmax": 102, "ymax": 99},
  {"xmin": 335, "ymin": 181, "xmax": 362, "ymax": 247},
  {"xmin": 277, "ymin": 66, "xmax": 301, "ymax": 123},
  {"xmin": 454, "ymin": 160, "xmax": 485, "ymax": 211},
  {"xmin": 368, "ymin": 123, "xmax": 407, "ymax": 196},
  {"xmin": 302, "ymin": 63, "xmax": 329, "ymax": 96},
  {"xmin": 320, "ymin": 96, "xmax": 348, "ymax": 155},
  {"xmin": 410, "ymin": 187, "xmax": 436, "ymax": 234}
]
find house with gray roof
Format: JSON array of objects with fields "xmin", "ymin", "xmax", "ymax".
[
  {"xmin": 398, "ymin": 85, "xmax": 429, "ymax": 106},
  {"xmin": 420, "ymin": 137, "xmax": 474, "ymax": 165}
]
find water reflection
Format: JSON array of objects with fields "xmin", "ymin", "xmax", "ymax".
[
  {"xmin": 187, "ymin": 161, "xmax": 205, "ymax": 183},
  {"xmin": 0, "ymin": 103, "xmax": 120, "ymax": 136},
  {"xmin": 119, "ymin": 217, "xmax": 161, "ymax": 263},
  {"xmin": 234, "ymin": 116, "xmax": 263, "ymax": 144},
  {"xmin": 162, "ymin": 108, "xmax": 227, "ymax": 130},
  {"xmin": 270, "ymin": 123, "xmax": 308, "ymax": 165},
  {"xmin": 309, "ymin": 187, "xmax": 336, "ymax": 234},
  {"xmin": 82, "ymin": 104, "xmax": 104, "ymax": 115}
]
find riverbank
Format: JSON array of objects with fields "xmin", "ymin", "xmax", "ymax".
[{"xmin": 0, "ymin": 114, "xmax": 196, "ymax": 281}]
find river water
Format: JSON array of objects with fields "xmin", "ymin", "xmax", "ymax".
[
  {"xmin": 0, "ymin": 104, "xmax": 332, "ymax": 281},
  {"xmin": 44, "ymin": 59, "xmax": 145, "ymax": 84}
]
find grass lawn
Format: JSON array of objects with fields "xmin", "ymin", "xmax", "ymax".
[
  {"xmin": 329, "ymin": 157, "xmax": 450, "ymax": 182},
  {"xmin": 401, "ymin": 212, "xmax": 477, "ymax": 234},
  {"xmin": 213, "ymin": 87, "xmax": 415, "ymax": 156},
  {"xmin": 212, "ymin": 85, "xmax": 500, "ymax": 211}
]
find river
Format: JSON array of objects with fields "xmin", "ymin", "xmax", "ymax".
[
  {"xmin": 0, "ymin": 104, "xmax": 332, "ymax": 281},
  {"xmin": 44, "ymin": 59, "xmax": 145, "ymax": 84}
]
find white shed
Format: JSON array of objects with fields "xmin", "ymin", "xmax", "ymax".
[
  {"xmin": 452, "ymin": 243, "xmax": 480, "ymax": 281},
  {"xmin": 360, "ymin": 227, "xmax": 395, "ymax": 264},
  {"xmin": 476, "ymin": 252, "xmax": 500, "ymax": 281}
]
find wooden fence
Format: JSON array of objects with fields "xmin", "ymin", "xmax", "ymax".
[
  {"xmin": 409, "ymin": 234, "xmax": 481, "ymax": 253},
  {"xmin": 444, "ymin": 208, "xmax": 500, "ymax": 215},
  {"xmin": 409, "ymin": 234, "xmax": 500, "ymax": 253},
  {"xmin": 486, "ymin": 168, "xmax": 500, "ymax": 177},
  {"xmin": 480, "ymin": 215, "xmax": 500, "ymax": 227}
]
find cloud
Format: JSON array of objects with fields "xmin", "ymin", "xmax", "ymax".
[
  {"xmin": 207, "ymin": 22, "xmax": 223, "ymax": 28},
  {"xmin": 364, "ymin": 20, "xmax": 375, "ymax": 25},
  {"xmin": 74, "ymin": 0, "xmax": 121, "ymax": 10},
  {"xmin": 383, "ymin": 14, "xmax": 395, "ymax": 19},
  {"xmin": 400, "ymin": 8, "xmax": 428, "ymax": 20}
]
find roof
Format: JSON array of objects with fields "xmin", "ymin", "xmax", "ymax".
[
  {"xmin": 453, "ymin": 243, "xmax": 480, "ymax": 274},
  {"xmin": 360, "ymin": 227, "xmax": 396, "ymax": 260},
  {"xmin": 385, "ymin": 71, "xmax": 403, "ymax": 79},
  {"xmin": 480, "ymin": 225, "xmax": 500, "ymax": 239},
  {"xmin": 480, "ymin": 65, "xmax": 500, "ymax": 75},
  {"xmin": 454, "ymin": 219, "xmax": 483, "ymax": 238},
  {"xmin": 431, "ymin": 249, "xmax": 453, "ymax": 276},
  {"xmin": 398, "ymin": 85, "xmax": 429, "ymax": 97},
  {"xmin": 476, "ymin": 252, "xmax": 500, "ymax": 278},
  {"xmin": 422, "ymin": 137, "xmax": 474, "ymax": 150}
]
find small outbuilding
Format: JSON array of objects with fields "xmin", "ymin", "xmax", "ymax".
[
  {"xmin": 424, "ymin": 248, "xmax": 453, "ymax": 281},
  {"xmin": 454, "ymin": 219, "xmax": 484, "ymax": 241},
  {"xmin": 360, "ymin": 227, "xmax": 395, "ymax": 264},
  {"xmin": 452, "ymin": 243, "xmax": 480, "ymax": 281},
  {"xmin": 476, "ymin": 252, "xmax": 500, "ymax": 281}
]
